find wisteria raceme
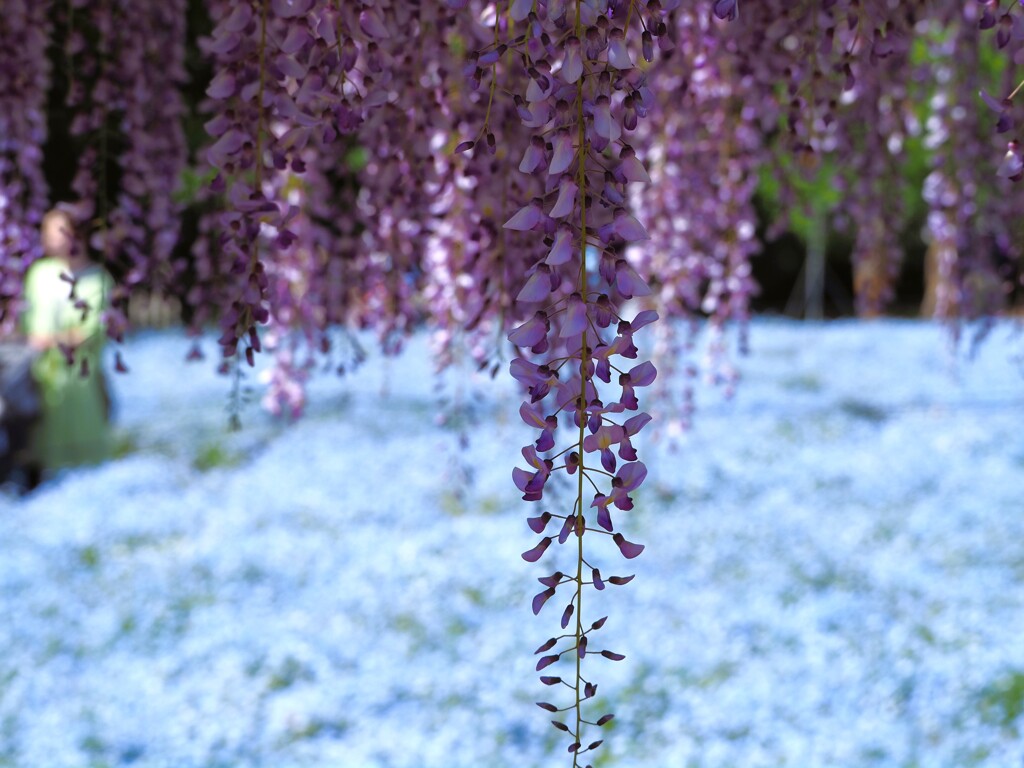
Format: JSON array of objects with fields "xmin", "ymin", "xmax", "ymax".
[
  {"xmin": 346, "ymin": 3, "xmax": 452, "ymax": 356},
  {"xmin": 62, "ymin": 0, "xmax": 113, "ymax": 237},
  {"xmin": 638, "ymin": 6, "xmax": 764, "ymax": 428},
  {"xmin": 199, "ymin": 0, "xmax": 396, "ymax": 367},
  {"xmin": 428, "ymin": 5, "xmax": 547, "ymax": 372},
  {"xmin": 46, "ymin": 1, "xmax": 190, "ymax": 348},
  {"xmin": 480, "ymin": 1, "xmax": 665, "ymax": 761},
  {"xmin": 58, "ymin": 1, "xmax": 104, "ymax": 330},
  {"xmin": 104, "ymin": 0, "xmax": 188, "ymax": 297},
  {"xmin": 0, "ymin": 0, "xmax": 52, "ymax": 329},
  {"xmin": 202, "ymin": 0, "xmax": 301, "ymax": 367},
  {"xmin": 256, "ymin": 147, "xmax": 337, "ymax": 418}
]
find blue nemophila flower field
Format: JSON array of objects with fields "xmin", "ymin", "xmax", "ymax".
[{"xmin": 0, "ymin": 320, "xmax": 1022, "ymax": 768}]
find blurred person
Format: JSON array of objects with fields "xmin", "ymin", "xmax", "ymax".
[{"xmin": 22, "ymin": 208, "xmax": 113, "ymax": 477}]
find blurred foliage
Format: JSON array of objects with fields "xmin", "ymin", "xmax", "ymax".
[
  {"xmin": 192, "ymin": 439, "xmax": 244, "ymax": 472},
  {"xmin": 979, "ymin": 670, "xmax": 1024, "ymax": 735}
]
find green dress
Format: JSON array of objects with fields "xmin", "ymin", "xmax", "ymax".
[{"xmin": 22, "ymin": 257, "xmax": 113, "ymax": 469}]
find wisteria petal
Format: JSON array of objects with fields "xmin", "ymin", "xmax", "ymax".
[
  {"xmin": 517, "ymin": 267, "xmax": 552, "ymax": 303},
  {"xmin": 223, "ymin": 2, "xmax": 253, "ymax": 32},
  {"xmin": 549, "ymin": 130, "xmax": 575, "ymax": 175},
  {"xmin": 998, "ymin": 140, "xmax": 1023, "ymax": 180},
  {"xmin": 359, "ymin": 9, "xmax": 391, "ymax": 38},
  {"xmin": 607, "ymin": 29, "xmax": 633, "ymax": 69},
  {"xmin": 536, "ymin": 653, "xmax": 559, "ymax": 670},
  {"xmin": 206, "ymin": 70, "xmax": 237, "ymax": 100},
  {"xmin": 618, "ymin": 149, "xmax": 651, "ymax": 183},
  {"xmin": 624, "ymin": 412, "xmax": 652, "ymax": 435},
  {"xmin": 509, "ymin": 312, "xmax": 548, "ymax": 348},
  {"xmin": 615, "ymin": 259, "xmax": 652, "ymax": 298},
  {"xmin": 628, "ymin": 361, "xmax": 657, "ymax": 387},
  {"xmin": 504, "ymin": 202, "xmax": 544, "ymax": 231},
  {"xmin": 613, "ymin": 533, "xmax": 645, "ymax": 559},
  {"xmin": 616, "ymin": 461, "xmax": 648, "ymax": 491},
  {"xmin": 600, "ymin": 447, "xmax": 616, "ymax": 473},
  {"xmin": 546, "ymin": 225, "xmax": 574, "ymax": 265},
  {"xmin": 528, "ymin": 512, "xmax": 552, "ymax": 533},
  {"xmin": 522, "ymin": 444, "xmax": 545, "ymax": 471},
  {"xmin": 533, "ymin": 588, "xmax": 555, "ymax": 615},
  {"xmin": 279, "ymin": 25, "xmax": 312, "ymax": 54},
  {"xmin": 630, "ymin": 309, "xmax": 658, "ymax": 331},
  {"xmin": 510, "ymin": 0, "xmax": 533, "ymax": 21},
  {"xmin": 980, "ymin": 88, "xmax": 1005, "ymax": 113},
  {"xmin": 536, "ymin": 421, "xmax": 556, "ymax": 452},
  {"xmin": 523, "ymin": 538, "xmax": 553, "ymax": 563},
  {"xmin": 538, "ymin": 571, "xmax": 563, "ymax": 589},
  {"xmin": 549, "ymin": 177, "xmax": 578, "ymax": 219},
  {"xmin": 618, "ymin": 438, "xmax": 638, "ymax": 461},
  {"xmin": 520, "ymin": 136, "xmax": 547, "ymax": 173},
  {"xmin": 561, "ymin": 293, "xmax": 588, "ymax": 337},
  {"xmin": 207, "ymin": 129, "xmax": 248, "ymax": 166},
  {"xmin": 713, "ymin": 0, "xmax": 738, "ymax": 20},
  {"xmin": 519, "ymin": 400, "xmax": 548, "ymax": 430},
  {"xmin": 561, "ymin": 36, "xmax": 584, "ymax": 83},
  {"xmin": 593, "ymin": 97, "xmax": 619, "ymax": 141},
  {"xmin": 560, "ymin": 603, "xmax": 574, "ymax": 629},
  {"xmin": 557, "ymin": 514, "xmax": 575, "ymax": 544},
  {"xmin": 526, "ymin": 76, "xmax": 548, "ymax": 103},
  {"xmin": 510, "ymin": 358, "xmax": 542, "ymax": 385},
  {"xmin": 513, "ymin": 467, "xmax": 533, "ymax": 492},
  {"xmin": 612, "ymin": 211, "xmax": 649, "ymax": 242}
]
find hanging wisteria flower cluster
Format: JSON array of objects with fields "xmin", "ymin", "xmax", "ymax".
[
  {"xmin": 0, "ymin": 0, "xmax": 52, "ymax": 330},
  {"xmin": 465, "ymin": 1, "xmax": 668, "ymax": 758},
  {"xmin": 54, "ymin": 0, "xmax": 189, "ymax": 346},
  {"xmin": 2, "ymin": 0, "xmax": 1023, "ymax": 762}
]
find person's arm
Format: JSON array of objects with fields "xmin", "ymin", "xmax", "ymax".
[
  {"xmin": 23, "ymin": 261, "xmax": 90, "ymax": 350},
  {"xmin": 28, "ymin": 327, "xmax": 88, "ymax": 351}
]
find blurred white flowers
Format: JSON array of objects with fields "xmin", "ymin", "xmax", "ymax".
[{"xmin": 0, "ymin": 320, "xmax": 1021, "ymax": 767}]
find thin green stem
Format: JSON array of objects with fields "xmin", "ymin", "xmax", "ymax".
[
  {"xmin": 572, "ymin": 2, "xmax": 587, "ymax": 764},
  {"xmin": 254, "ymin": 0, "xmax": 267, "ymax": 214},
  {"xmin": 1009, "ymin": 77, "xmax": 1024, "ymax": 101}
]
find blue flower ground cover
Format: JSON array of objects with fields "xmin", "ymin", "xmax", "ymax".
[{"xmin": 0, "ymin": 320, "xmax": 1022, "ymax": 768}]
